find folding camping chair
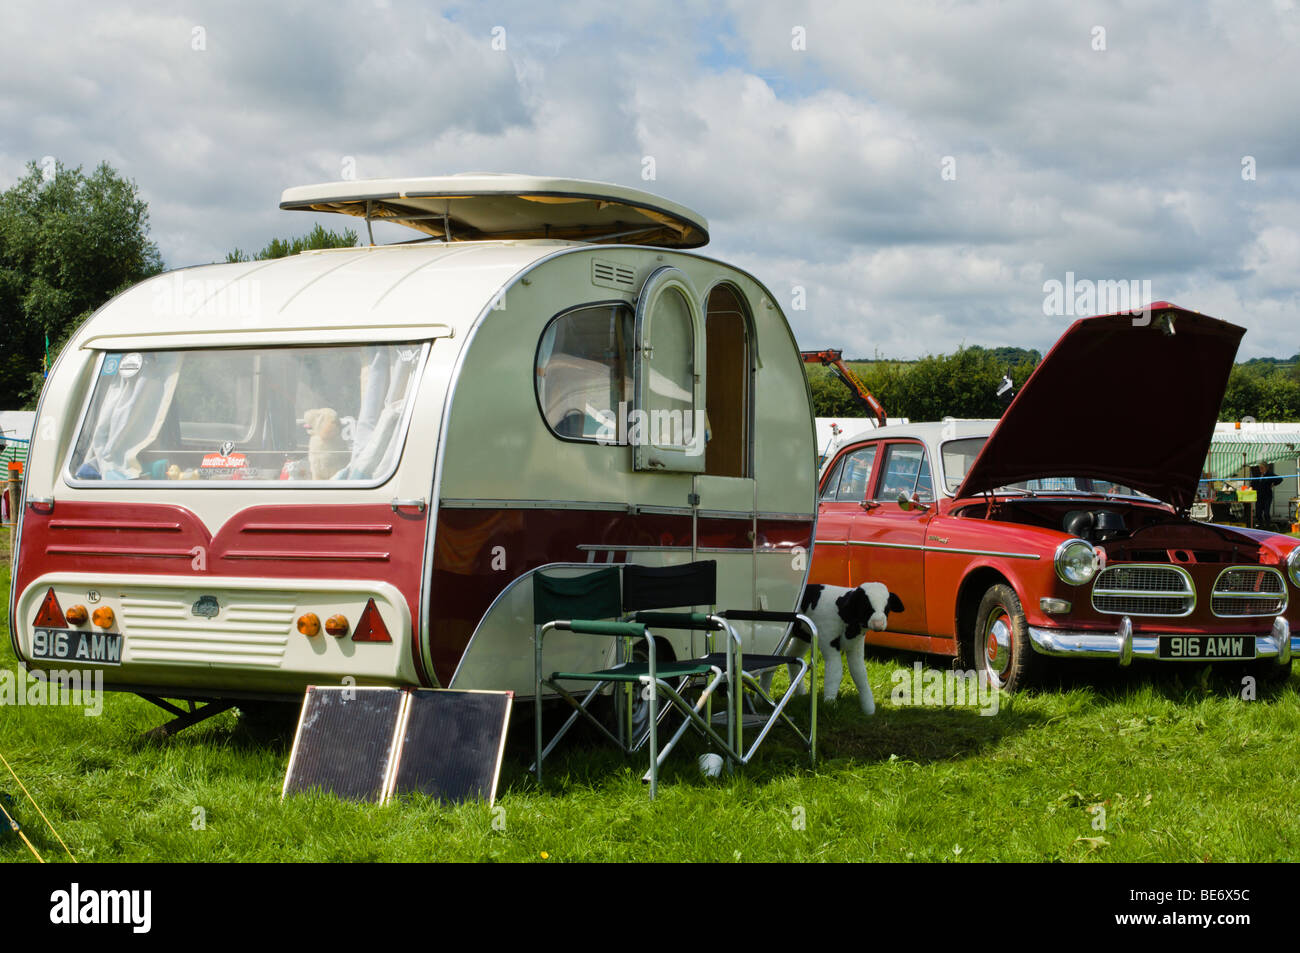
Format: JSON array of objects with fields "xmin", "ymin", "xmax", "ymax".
[
  {"xmin": 532, "ymin": 566, "xmax": 737, "ymax": 799},
  {"xmin": 714, "ymin": 609, "xmax": 819, "ymax": 765},
  {"xmin": 620, "ymin": 562, "xmax": 819, "ymax": 771},
  {"xmin": 617, "ymin": 560, "xmax": 738, "ymax": 773}
]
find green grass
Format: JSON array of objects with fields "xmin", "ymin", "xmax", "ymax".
[{"xmin": 1, "ymin": 553, "xmax": 1297, "ymax": 862}]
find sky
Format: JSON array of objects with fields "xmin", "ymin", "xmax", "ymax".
[{"xmin": 3, "ymin": 0, "xmax": 1299, "ymax": 359}]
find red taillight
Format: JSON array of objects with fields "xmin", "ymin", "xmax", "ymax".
[
  {"xmin": 351, "ymin": 599, "xmax": 391, "ymax": 643},
  {"xmin": 33, "ymin": 588, "xmax": 67, "ymax": 629},
  {"xmin": 65, "ymin": 605, "xmax": 89, "ymax": 626},
  {"xmin": 325, "ymin": 614, "xmax": 349, "ymax": 638}
]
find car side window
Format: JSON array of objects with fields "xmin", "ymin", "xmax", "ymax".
[
  {"xmin": 876, "ymin": 443, "xmax": 931, "ymax": 501},
  {"xmin": 916, "ymin": 454, "xmax": 933, "ymax": 501},
  {"xmin": 819, "ymin": 457, "xmax": 846, "ymax": 500},
  {"xmin": 834, "ymin": 445, "xmax": 878, "ymax": 501}
]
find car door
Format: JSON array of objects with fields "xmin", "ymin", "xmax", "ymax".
[
  {"xmin": 810, "ymin": 442, "xmax": 879, "ymax": 588},
  {"xmin": 848, "ymin": 439, "xmax": 934, "ymax": 648}
]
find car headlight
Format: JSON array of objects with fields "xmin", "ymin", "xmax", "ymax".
[
  {"xmin": 1055, "ymin": 538, "xmax": 1099, "ymax": 586},
  {"xmin": 1286, "ymin": 546, "xmax": 1300, "ymax": 589}
]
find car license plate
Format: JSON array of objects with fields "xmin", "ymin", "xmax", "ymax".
[
  {"xmin": 32, "ymin": 628, "xmax": 123, "ymax": 666},
  {"xmin": 1158, "ymin": 635, "xmax": 1256, "ymax": 660}
]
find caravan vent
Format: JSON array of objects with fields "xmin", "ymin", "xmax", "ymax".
[{"xmin": 592, "ymin": 259, "xmax": 637, "ymax": 291}]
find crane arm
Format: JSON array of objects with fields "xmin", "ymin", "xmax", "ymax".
[{"xmin": 801, "ymin": 349, "xmax": 887, "ymax": 427}]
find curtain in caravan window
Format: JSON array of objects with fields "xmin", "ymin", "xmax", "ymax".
[
  {"xmin": 337, "ymin": 344, "xmax": 420, "ymax": 480},
  {"xmin": 78, "ymin": 353, "xmax": 182, "ymax": 480}
]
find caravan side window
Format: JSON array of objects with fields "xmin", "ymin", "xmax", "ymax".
[{"xmin": 535, "ymin": 303, "xmax": 634, "ymax": 441}]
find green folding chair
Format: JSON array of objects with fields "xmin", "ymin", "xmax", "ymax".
[
  {"xmin": 713, "ymin": 609, "xmax": 819, "ymax": 765},
  {"xmin": 532, "ymin": 566, "xmax": 736, "ymax": 799},
  {"xmin": 621, "ymin": 561, "xmax": 818, "ymax": 768}
]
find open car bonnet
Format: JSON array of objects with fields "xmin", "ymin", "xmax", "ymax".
[{"xmin": 955, "ymin": 304, "xmax": 1245, "ymax": 511}]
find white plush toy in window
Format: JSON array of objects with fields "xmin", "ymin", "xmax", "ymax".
[{"xmin": 304, "ymin": 407, "xmax": 349, "ymax": 480}]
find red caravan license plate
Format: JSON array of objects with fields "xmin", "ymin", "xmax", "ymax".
[
  {"xmin": 1158, "ymin": 635, "xmax": 1256, "ymax": 660},
  {"xmin": 32, "ymin": 628, "xmax": 123, "ymax": 666}
]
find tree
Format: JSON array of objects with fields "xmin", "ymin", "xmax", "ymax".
[
  {"xmin": 1219, "ymin": 363, "xmax": 1300, "ymax": 421},
  {"xmin": 807, "ymin": 349, "xmax": 1037, "ymax": 420},
  {"xmin": 1, "ymin": 160, "xmax": 163, "ymax": 406},
  {"xmin": 226, "ymin": 223, "xmax": 358, "ymax": 262}
]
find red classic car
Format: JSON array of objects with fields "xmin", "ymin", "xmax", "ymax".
[{"xmin": 809, "ymin": 303, "xmax": 1300, "ymax": 691}]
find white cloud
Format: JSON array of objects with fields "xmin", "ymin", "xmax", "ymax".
[{"xmin": 2, "ymin": 0, "xmax": 1297, "ymax": 360}]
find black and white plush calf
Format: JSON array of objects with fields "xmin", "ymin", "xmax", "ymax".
[{"xmin": 764, "ymin": 582, "xmax": 904, "ymax": 715}]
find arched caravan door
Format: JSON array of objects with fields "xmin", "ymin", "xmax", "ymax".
[
  {"xmin": 694, "ymin": 281, "xmax": 759, "ymax": 613},
  {"xmin": 632, "ymin": 267, "xmax": 707, "ymax": 473},
  {"xmin": 633, "ymin": 267, "xmax": 757, "ymax": 609}
]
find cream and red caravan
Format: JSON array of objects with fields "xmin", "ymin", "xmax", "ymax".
[{"xmin": 10, "ymin": 174, "xmax": 818, "ymax": 707}]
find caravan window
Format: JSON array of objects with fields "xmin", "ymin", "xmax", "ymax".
[
  {"xmin": 66, "ymin": 343, "xmax": 427, "ymax": 485},
  {"xmin": 639, "ymin": 286, "xmax": 696, "ymax": 449},
  {"xmin": 536, "ymin": 303, "xmax": 635, "ymax": 441}
]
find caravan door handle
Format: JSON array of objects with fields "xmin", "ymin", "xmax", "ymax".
[{"xmin": 389, "ymin": 498, "xmax": 427, "ymax": 513}]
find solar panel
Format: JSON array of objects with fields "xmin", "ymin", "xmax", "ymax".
[
  {"xmin": 282, "ymin": 687, "xmax": 512, "ymax": 806},
  {"xmin": 281, "ymin": 687, "xmax": 404, "ymax": 802},
  {"xmin": 390, "ymin": 690, "xmax": 512, "ymax": 806}
]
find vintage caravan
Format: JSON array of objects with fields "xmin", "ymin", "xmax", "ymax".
[{"xmin": 9, "ymin": 175, "xmax": 818, "ymax": 710}]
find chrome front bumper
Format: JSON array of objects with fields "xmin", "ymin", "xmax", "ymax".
[{"xmin": 1029, "ymin": 617, "xmax": 1294, "ymax": 666}]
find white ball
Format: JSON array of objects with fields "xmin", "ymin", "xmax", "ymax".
[{"xmin": 698, "ymin": 753, "xmax": 724, "ymax": 778}]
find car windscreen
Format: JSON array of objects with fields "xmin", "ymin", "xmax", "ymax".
[
  {"xmin": 941, "ymin": 436, "xmax": 1153, "ymax": 498},
  {"xmin": 942, "ymin": 437, "xmax": 987, "ymax": 493},
  {"xmin": 67, "ymin": 342, "xmax": 426, "ymax": 485}
]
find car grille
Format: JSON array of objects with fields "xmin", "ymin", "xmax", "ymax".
[
  {"xmin": 1211, "ymin": 567, "xmax": 1287, "ymax": 617},
  {"xmin": 1091, "ymin": 565, "xmax": 1194, "ymax": 617}
]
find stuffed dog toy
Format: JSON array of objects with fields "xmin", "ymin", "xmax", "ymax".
[
  {"xmin": 303, "ymin": 407, "xmax": 349, "ymax": 480},
  {"xmin": 763, "ymin": 582, "xmax": 904, "ymax": 715}
]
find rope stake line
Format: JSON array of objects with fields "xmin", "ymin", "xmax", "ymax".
[
  {"xmin": 0, "ymin": 797, "xmax": 44, "ymax": 862},
  {"xmin": 0, "ymin": 749, "xmax": 76, "ymax": 862}
]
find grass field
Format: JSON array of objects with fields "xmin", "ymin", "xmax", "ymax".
[{"xmin": 1, "ymin": 547, "xmax": 1298, "ymax": 863}]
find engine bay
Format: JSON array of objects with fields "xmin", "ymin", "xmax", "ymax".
[{"xmin": 954, "ymin": 498, "xmax": 1269, "ymax": 565}]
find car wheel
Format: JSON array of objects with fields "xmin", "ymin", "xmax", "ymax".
[{"xmin": 972, "ymin": 584, "xmax": 1039, "ymax": 692}]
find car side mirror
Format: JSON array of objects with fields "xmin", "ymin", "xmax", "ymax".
[{"xmin": 897, "ymin": 491, "xmax": 931, "ymax": 513}]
